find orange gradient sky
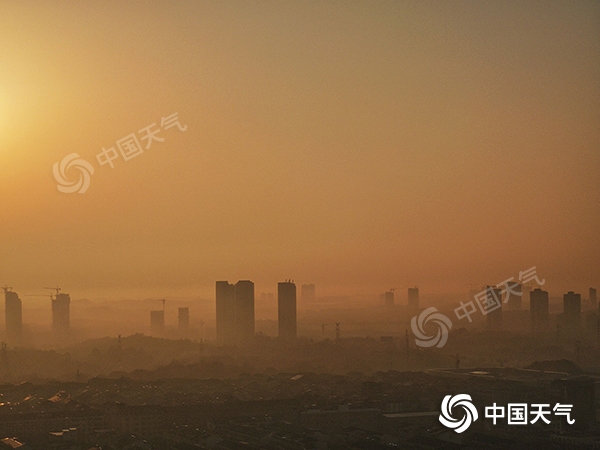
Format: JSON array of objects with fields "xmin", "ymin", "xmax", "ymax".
[{"xmin": 0, "ymin": 1, "xmax": 599, "ymax": 300}]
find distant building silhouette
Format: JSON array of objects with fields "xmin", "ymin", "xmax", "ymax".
[
  {"xmin": 260, "ymin": 292, "xmax": 274, "ymax": 303},
  {"xmin": 278, "ymin": 281, "xmax": 297, "ymax": 340},
  {"xmin": 504, "ymin": 281, "xmax": 522, "ymax": 310},
  {"xmin": 215, "ymin": 280, "xmax": 255, "ymax": 345},
  {"xmin": 590, "ymin": 287, "xmax": 597, "ymax": 310},
  {"xmin": 235, "ymin": 280, "xmax": 255, "ymax": 342},
  {"xmin": 380, "ymin": 291, "xmax": 394, "ymax": 306},
  {"xmin": 530, "ymin": 288, "xmax": 549, "ymax": 333},
  {"xmin": 585, "ymin": 310, "xmax": 599, "ymax": 338},
  {"xmin": 216, "ymin": 281, "xmax": 236, "ymax": 345},
  {"xmin": 486, "ymin": 286, "xmax": 502, "ymax": 330},
  {"xmin": 178, "ymin": 307, "xmax": 189, "ymax": 330},
  {"xmin": 522, "ymin": 284, "xmax": 532, "ymax": 310},
  {"xmin": 563, "ymin": 291, "xmax": 581, "ymax": 334},
  {"xmin": 52, "ymin": 293, "xmax": 70, "ymax": 333},
  {"xmin": 408, "ymin": 287, "xmax": 419, "ymax": 309},
  {"xmin": 150, "ymin": 310, "xmax": 165, "ymax": 334},
  {"xmin": 301, "ymin": 284, "xmax": 316, "ymax": 303},
  {"xmin": 4, "ymin": 289, "xmax": 22, "ymax": 340}
]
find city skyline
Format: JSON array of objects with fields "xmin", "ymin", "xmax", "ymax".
[
  {"xmin": 4, "ymin": 281, "xmax": 600, "ymax": 342},
  {"xmin": 0, "ymin": 268, "xmax": 596, "ymax": 304},
  {"xmin": 1, "ymin": 1, "xmax": 599, "ymax": 300},
  {"xmin": 0, "ymin": 2, "xmax": 599, "ymax": 447}
]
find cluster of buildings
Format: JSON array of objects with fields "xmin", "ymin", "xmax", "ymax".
[
  {"xmin": 2, "ymin": 287, "xmax": 71, "ymax": 343},
  {"xmin": 1, "ymin": 368, "xmax": 599, "ymax": 449},
  {"xmin": 215, "ymin": 280, "xmax": 300, "ymax": 345},
  {"xmin": 149, "ymin": 304, "xmax": 190, "ymax": 335},
  {"xmin": 4, "ymin": 282, "xmax": 598, "ymax": 344},
  {"xmin": 147, "ymin": 282, "xmax": 319, "ymax": 340},
  {"xmin": 380, "ymin": 287, "xmax": 420, "ymax": 309},
  {"xmin": 480, "ymin": 285, "xmax": 598, "ymax": 336},
  {"xmin": 214, "ymin": 281, "xmax": 421, "ymax": 345}
]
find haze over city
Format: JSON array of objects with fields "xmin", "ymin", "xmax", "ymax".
[
  {"xmin": 1, "ymin": 1, "xmax": 599, "ymax": 301},
  {"xmin": 0, "ymin": 2, "xmax": 599, "ymax": 449}
]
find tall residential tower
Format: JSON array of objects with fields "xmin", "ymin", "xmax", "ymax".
[
  {"xmin": 4, "ymin": 287, "xmax": 22, "ymax": 341},
  {"xmin": 408, "ymin": 287, "xmax": 419, "ymax": 309},
  {"xmin": 563, "ymin": 291, "xmax": 581, "ymax": 335},
  {"xmin": 215, "ymin": 280, "xmax": 255, "ymax": 345},
  {"xmin": 530, "ymin": 288, "xmax": 549, "ymax": 333},
  {"xmin": 52, "ymin": 293, "xmax": 71, "ymax": 333},
  {"xmin": 278, "ymin": 281, "xmax": 297, "ymax": 340},
  {"xmin": 301, "ymin": 284, "xmax": 316, "ymax": 303}
]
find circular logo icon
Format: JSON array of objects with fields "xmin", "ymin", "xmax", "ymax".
[
  {"xmin": 53, "ymin": 153, "xmax": 94, "ymax": 194},
  {"xmin": 410, "ymin": 306, "xmax": 452, "ymax": 348},
  {"xmin": 439, "ymin": 394, "xmax": 479, "ymax": 433}
]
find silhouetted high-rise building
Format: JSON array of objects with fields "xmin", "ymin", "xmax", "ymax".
[
  {"xmin": 235, "ymin": 280, "xmax": 255, "ymax": 342},
  {"xmin": 178, "ymin": 307, "xmax": 189, "ymax": 330},
  {"xmin": 4, "ymin": 289, "xmax": 22, "ymax": 340},
  {"xmin": 408, "ymin": 287, "xmax": 419, "ymax": 309},
  {"xmin": 260, "ymin": 292, "xmax": 274, "ymax": 303},
  {"xmin": 530, "ymin": 288, "xmax": 549, "ymax": 333},
  {"xmin": 52, "ymin": 293, "xmax": 70, "ymax": 333},
  {"xmin": 216, "ymin": 281, "xmax": 236, "ymax": 345},
  {"xmin": 150, "ymin": 310, "xmax": 165, "ymax": 334},
  {"xmin": 301, "ymin": 284, "xmax": 316, "ymax": 303},
  {"xmin": 504, "ymin": 281, "xmax": 522, "ymax": 310},
  {"xmin": 216, "ymin": 280, "xmax": 255, "ymax": 345},
  {"xmin": 278, "ymin": 281, "xmax": 297, "ymax": 340},
  {"xmin": 522, "ymin": 284, "xmax": 532, "ymax": 310},
  {"xmin": 563, "ymin": 291, "xmax": 581, "ymax": 334},
  {"xmin": 380, "ymin": 291, "xmax": 394, "ymax": 306},
  {"xmin": 590, "ymin": 287, "xmax": 597, "ymax": 310},
  {"xmin": 486, "ymin": 286, "xmax": 502, "ymax": 330}
]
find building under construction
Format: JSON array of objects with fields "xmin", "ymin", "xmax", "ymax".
[
  {"xmin": 52, "ymin": 292, "xmax": 71, "ymax": 333},
  {"xmin": 150, "ymin": 310, "xmax": 165, "ymax": 334},
  {"xmin": 3, "ymin": 286, "xmax": 22, "ymax": 341},
  {"xmin": 178, "ymin": 307, "xmax": 189, "ymax": 330}
]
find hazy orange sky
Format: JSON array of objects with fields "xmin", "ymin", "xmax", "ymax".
[{"xmin": 0, "ymin": 1, "xmax": 598, "ymax": 301}]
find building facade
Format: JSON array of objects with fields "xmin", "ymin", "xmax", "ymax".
[
  {"xmin": 530, "ymin": 288, "xmax": 549, "ymax": 333},
  {"xmin": 216, "ymin": 280, "xmax": 255, "ymax": 345},
  {"xmin": 52, "ymin": 293, "xmax": 71, "ymax": 333},
  {"xmin": 408, "ymin": 287, "xmax": 419, "ymax": 309},
  {"xmin": 4, "ymin": 289, "xmax": 22, "ymax": 340},
  {"xmin": 278, "ymin": 281, "xmax": 297, "ymax": 340}
]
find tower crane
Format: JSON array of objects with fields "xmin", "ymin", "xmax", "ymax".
[{"xmin": 44, "ymin": 287, "xmax": 62, "ymax": 298}]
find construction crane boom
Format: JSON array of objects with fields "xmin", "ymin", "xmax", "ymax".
[{"xmin": 44, "ymin": 286, "xmax": 61, "ymax": 296}]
